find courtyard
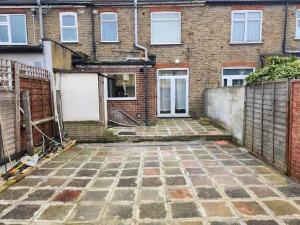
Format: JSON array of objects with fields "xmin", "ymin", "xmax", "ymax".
[{"xmin": 0, "ymin": 141, "xmax": 300, "ymax": 225}]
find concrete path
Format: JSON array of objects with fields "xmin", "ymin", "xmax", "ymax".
[{"xmin": 0, "ymin": 141, "xmax": 300, "ymax": 225}]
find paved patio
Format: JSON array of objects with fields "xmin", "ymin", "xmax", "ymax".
[
  {"xmin": 110, "ymin": 118, "xmax": 231, "ymax": 141},
  {"xmin": 0, "ymin": 141, "xmax": 300, "ymax": 224}
]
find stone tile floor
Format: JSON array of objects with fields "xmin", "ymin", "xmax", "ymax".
[
  {"xmin": 110, "ymin": 118, "xmax": 228, "ymax": 137},
  {"xmin": 0, "ymin": 140, "xmax": 300, "ymax": 224}
]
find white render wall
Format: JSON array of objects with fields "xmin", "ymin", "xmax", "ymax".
[
  {"xmin": 58, "ymin": 72, "xmax": 100, "ymax": 122},
  {"xmin": 205, "ymin": 86, "xmax": 245, "ymax": 144}
]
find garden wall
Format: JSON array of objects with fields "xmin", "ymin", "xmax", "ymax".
[{"xmin": 205, "ymin": 86, "xmax": 245, "ymax": 144}]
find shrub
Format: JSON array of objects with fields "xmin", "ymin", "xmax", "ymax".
[{"xmin": 245, "ymin": 56, "xmax": 300, "ymax": 84}]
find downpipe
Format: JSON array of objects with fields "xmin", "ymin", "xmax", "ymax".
[{"xmin": 134, "ymin": 0, "xmax": 149, "ymax": 126}]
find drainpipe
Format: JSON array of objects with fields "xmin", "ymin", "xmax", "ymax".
[
  {"xmin": 134, "ymin": 0, "xmax": 148, "ymax": 60},
  {"xmin": 134, "ymin": 0, "xmax": 149, "ymax": 125},
  {"xmin": 282, "ymin": 0, "xmax": 288, "ymax": 54},
  {"xmin": 90, "ymin": 5, "xmax": 97, "ymax": 61},
  {"xmin": 37, "ymin": 0, "xmax": 44, "ymax": 40}
]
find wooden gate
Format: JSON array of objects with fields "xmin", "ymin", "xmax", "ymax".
[{"xmin": 244, "ymin": 80, "xmax": 290, "ymax": 173}]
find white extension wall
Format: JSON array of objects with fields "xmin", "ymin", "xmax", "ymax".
[
  {"xmin": 58, "ymin": 73, "xmax": 100, "ymax": 121},
  {"xmin": 205, "ymin": 87, "xmax": 245, "ymax": 144}
]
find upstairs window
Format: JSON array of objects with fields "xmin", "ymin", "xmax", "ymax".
[
  {"xmin": 151, "ymin": 12, "xmax": 181, "ymax": 45},
  {"xmin": 296, "ymin": 10, "xmax": 300, "ymax": 39},
  {"xmin": 231, "ymin": 11, "xmax": 262, "ymax": 43},
  {"xmin": 60, "ymin": 12, "xmax": 78, "ymax": 43},
  {"xmin": 222, "ymin": 68, "xmax": 254, "ymax": 86},
  {"xmin": 0, "ymin": 14, "xmax": 27, "ymax": 45},
  {"xmin": 100, "ymin": 12, "xmax": 118, "ymax": 42}
]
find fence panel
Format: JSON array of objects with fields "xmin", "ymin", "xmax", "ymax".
[
  {"xmin": 289, "ymin": 80, "xmax": 300, "ymax": 181},
  {"xmin": 245, "ymin": 80, "xmax": 289, "ymax": 173},
  {"xmin": 0, "ymin": 59, "xmax": 54, "ymax": 162}
]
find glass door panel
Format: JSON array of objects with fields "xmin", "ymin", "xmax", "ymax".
[
  {"xmin": 175, "ymin": 79, "xmax": 187, "ymax": 114},
  {"xmin": 159, "ymin": 79, "xmax": 171, "ymax": 114}
]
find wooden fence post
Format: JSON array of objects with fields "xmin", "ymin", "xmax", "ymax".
[
  {"xmin": 13, "ymin": 62, "xmax": 21, "ymax": 158},
  {"xmin": 22, "ymin": 90, "xmax": 33, "ymax": 155}
]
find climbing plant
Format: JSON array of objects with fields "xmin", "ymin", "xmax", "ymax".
[{"xmin": 245, "ymin": 56, "xmax": 300, "ymax": 84}]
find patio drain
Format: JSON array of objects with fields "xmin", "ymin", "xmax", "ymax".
[{"xmin": 118, "ymin": 131, "xmax": 136, "ymax": 136}]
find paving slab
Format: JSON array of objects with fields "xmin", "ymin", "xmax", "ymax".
[{"xmin": 0, "ymin": 140, "xmax": 300, "ymax": 224}]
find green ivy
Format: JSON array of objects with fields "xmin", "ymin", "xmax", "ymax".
[{"xmin": 245, "ymin": 56, "xmax": 300, "ymax": 84}]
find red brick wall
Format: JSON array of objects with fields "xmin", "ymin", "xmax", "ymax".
[
  {"xmin": 20, "ymin": 77, "xmax": 54, "ymax": 150},
  {"xmin": 79, "ymin": 66, "xmax": 157, "ymax": 125},
  {"xmin": 289, "ymin": 80, "xmax": 300, "ymax": 182}
]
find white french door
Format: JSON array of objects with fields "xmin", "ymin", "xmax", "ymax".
[{"xmin": 157, "ymin": 69, "xmax": 189, "ymax": 117}]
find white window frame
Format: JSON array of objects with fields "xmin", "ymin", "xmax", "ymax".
[
  {"xmin": 106, "ymin": 73, "xmax": 137, "ymax": 101},
  {"xmin": 296, "ymin": 10, "xmax": 300, "ymax": 39},
  {"xmin": 151, "ymin": 11, "xmax": 181, "ymax": 45},
  {"xmin": 0, "ymin": 14, "xmax": 27, "ymax": 45},
  {"xmin": 222, "ymin": 67, "xmax": 255, "ymax": 86},
  {"xmin": 100, "ymin": 12, "xmax": 119, "ymax": 43},
  {"xmin": 59, "ymin": 12, "xmax": 79, "ymax": 43},
  {"xmin": 231, "ymin": 10, "xmax": 263, "ymax": 44},
  {"xmin": 157, "ymin": 68, "xmax": 189, "ymax": 117}
]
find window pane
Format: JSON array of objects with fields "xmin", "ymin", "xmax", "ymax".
[
  {"xmin": 232, "ymin": 21, "xmax": 245, "ymax": 42},
  {"xmin": 62, "ymin": 28, "xmax": 77, "ymax": 41},
  {"xmin": 248, "ymin": 12, "xmax": 261, "ymax": 20},
  {"xmin": 62, "ymin": 15, "xmax": 76, "ymax": 26},
  {"xmin": 0, "ymin": 16, "xmax": 7, "ymax": 23},
  {"xmin": 152, "ymin": 13, "xmax": 180, "ymax": 20},
  {"xmin": 233, "ymin": 13, "xmax": 245, "ymax": 20},
  {"xmin": 247, "ymin": 20, "xmax": 260, "ymax": 42},
  {"xmin": 158, "ymin": 70, "xmax": 187, "ymax": 76},
  {"xmin": 10, "ymin": 15, "xmax": 26, "ymax": 43},
  {"xmin": 223, "ymin": 69, "xmax": 253, "ymax": 76},
  {"xmin": 102, "ymin": 21, "xmax": 117, "ymax": 41},
  {"xmin": 107, "ymin": 74, "xmax": 135, "ymax": 98},
  {"xmin": 232, "ymin": 79, "xmax": 244, "ymax": 86},
  {"xmin": 101, "ymin": 13, "xmax": 117, "ymax": 21},
  {"xmin": 152, "ymin": 20, "xmax": 180, "ymax": 44},
  {"xmin": 298, "ymin": 11, "xmax": 300, "ymax": 19},
  {"xmin": 0, "ymin": 25, "xmax": 8, "ymax": 42}
]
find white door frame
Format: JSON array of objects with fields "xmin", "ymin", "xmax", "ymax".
[{"xmin": 157, "ymin": 68, "xmax": 189, "ymax": 117}]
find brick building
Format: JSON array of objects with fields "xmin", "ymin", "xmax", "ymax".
[{"xmin": 0, "ymin": 0, "xmax": 299, "ymax": 125}]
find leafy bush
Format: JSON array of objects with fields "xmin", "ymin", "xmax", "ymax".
[{"xmin": 245, "ymin": 56, "xmax": 300, "ymax": 84}]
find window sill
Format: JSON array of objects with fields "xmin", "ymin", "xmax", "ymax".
[
  {"xmin": 60, "ymin": 41, "xmax": 79, "ymax": 44},
  {"xmin": 229, "ymin": 41, "xmax": 263, "ymax": 45},
  {"xmin": 100, "ymin": 41, "xmax": 120, "ymax": 44},
  {"xmin": 107, "ymin": 98, "xmax": 137, "ymax": 101},
  {"xmin": 150, "ymin": 43, "xmax": 184, "ymax": 46},
  {"xmin": 0, "ymin": 43, "xmax": 28, "ymax": 46}
]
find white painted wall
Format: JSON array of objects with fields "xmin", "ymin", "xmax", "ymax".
[
  {"xmin": 205, "ymin": 87, "xmax": 245, "ymax": 144},
  {"xmin": 58, "ymin": 73, "xmax": 100, "ymax": 121}
]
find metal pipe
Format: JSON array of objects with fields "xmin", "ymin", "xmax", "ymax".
[
  {"xmin": 282, "ymin": 0, "xmax": 288, "ymax": 54},
  {"xmin": 37, "ymin": 0, "xmax": 44, "ymax": 40},
  {"xmin": 90, "ymin": 5, "xmax": 97, "ymax": 61},
  {"xmin": 134, "ymin": 0, "xmax": 148, "ymax": 60}
]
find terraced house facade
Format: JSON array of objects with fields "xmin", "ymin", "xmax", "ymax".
[{"xmin": 0, "ymin": 0, "xmax": 300, "ymax": 125}]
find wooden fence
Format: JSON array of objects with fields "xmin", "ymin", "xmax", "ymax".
[
  {"xmin": 244, "ymin": 80, "xmax": 290, "ymax": 173},
  {"xmin": 0, "ymin": 59, "xmax": 54, "ymax": 162}
]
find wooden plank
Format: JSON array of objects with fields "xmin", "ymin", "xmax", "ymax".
[
  {"xmin": 22, "ymin": 90, "xmax": 33, "ymax": 155},
  {"xmin": 13, "ymin": 62, "xmax": 21, "ymax": 158}
]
